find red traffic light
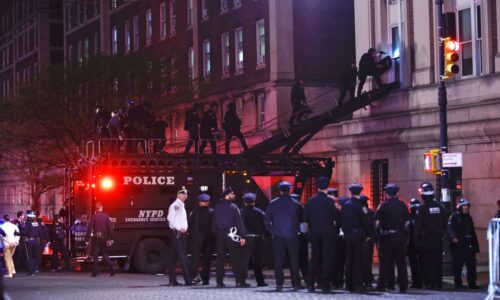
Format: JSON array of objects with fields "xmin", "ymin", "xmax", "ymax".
[{"xmin": 445, "ymin": 40, "xmax": 460, "ymax": 52}]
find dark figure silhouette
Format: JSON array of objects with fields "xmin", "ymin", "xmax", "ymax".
[
  {"xmin": 357, "ymin": 48, "xmax": 384, "ymax": 98},
  {"xmin": 289, "ymin": 80, "xmax": 312, "ymax": 127},
  {"xmin": 338, "ymin": 62, "xmax": 358, "ymax": 105},
  {"xmin": 223, "ymin": 102, "xmax": 248, "ymax": 154}
]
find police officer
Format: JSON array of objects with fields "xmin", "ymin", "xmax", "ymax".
[
  {"xmin": 223, "ymin": 102, "xmax": 248, "ymax": 154},
  {"xmin": 359, "ymin": 194, "xmax": 376, "ymax": 289},
  {"xmin": 13, "ymin": 211, "xmax": 27, "ymax": 273},
  {"xmin": 374, "ymin": 183, "xmax": 409, "ymax": 293},
  {"xmin": 92, "ymin": 105, "xmax": 111, "ymax": 140},
  {"xmin": 50, "ymin": 215, "xmax": 71, "ymax": 272},
  {"xmin": 85, "ymin": 202, "xmax": 115, "ymax": 277},
  {"xmin": 188, "ymin": 192, "xmax": 215, "ymax": 285},
  {"xmin": 291, "ymin": 193, "xmax": 309, "ymax": 284},
  {"xmin": 265, "ymin": 181, "xmax": 303, "ymax": 292},
  {"xmin": 71, "ymin": 214, "xmax": 89, "ymax": 257},
  {"xmin": 407, "ymin": 198, "xmax": 423, "ymax": 289},
  {"xmin": 414, "ymin": 182, "xmax": 447, "ymax": 289},
  {"xmin": 212, "ymin": 187, "xmax": 249, "ymax": 288},
  {"xmin": 241, "ymin": 192, "xmax": 268, "ymax": 287},
  {"xmin": 357, "ymin": 48, "xmax": 385, "ymax": 98},
  {"xmin": 339, "ymin": 183, "xmax": 374, "ymax": 292},
  {"xmin": 35, "ymin": 211, "xmax": 49, "ymax": 271},
  {"xmin": 184, "ymin": 103, "xmax": 202, "ymax": 154},
  {"xmin": 304, "ymin": 177, "xmax": 337, "ymax": 293},
  {"xmin": 166, "ymin": 187, "xmax": 193, "ymax": 286},
  {"xmin": 338, "ymin": 61, "xmax": 358, "ymax": 105},
  {"xmin": 448, "ymin": 198, "xmax": 479, "ymax": 289},
  {"xmin": 327, "ymin": 189, "xmax": 346, "ymax": 289},
  {"xmin": 21, "ymin": 210, "xmax": 48, "ymax": 276},
  {"xmin": 199, "ymin": 102, "xmax": 219, "ymax": 154},
  {"xmin": 107, "ymin": 109, "xmax": 125, "ymax": 153}
]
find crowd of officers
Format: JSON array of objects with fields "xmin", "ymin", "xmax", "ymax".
[
  {"xmin": 92, "ymin": 99, "xmax": 248, "ymax": 155},
  {"xmin": 163, "ymin": 178, "xmax": 480, "ymax": 293}
]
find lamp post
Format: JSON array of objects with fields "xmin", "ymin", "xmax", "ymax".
[{"xmin": 435, "ymin": 0, "xmax": 451, "ymax": 204}]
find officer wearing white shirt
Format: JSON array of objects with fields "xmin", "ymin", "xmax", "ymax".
[
  {"xmin": 166, "ymin": 187, "xmax": 194, "ymax": 286},
  {"xmin": 1, "ymin": 214, "xmax": 20, "ymax": 277}
]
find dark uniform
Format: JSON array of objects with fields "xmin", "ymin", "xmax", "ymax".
[
  {"xmin": 107, "ymin": 111, "xmax": 124, "ymax": 153},
  {"xmin": 21, "ymin": 211, "xmax": 48, "ymax": 276},
  {"xmin": 414, "ymin": 182, "xmax": 447, "ymax": 289},
  {"xmin": 357, "ymin": 48, "xmax": 384, "ymax": 97},
  {"xmin": 265, "ymin": 182, "xmax": 303, "ymax": 291},
  {"xmin": 13, "ymin": 214, "xmax": 27, "ymax": 272},
  {"xmin": 150, "ymin": 117, "xmax": 168, "ymax": 154},
  {"xmin": 339, "ymin": 183, "xmax": 374, "ymax": 291},
  {"xmin": 241, "ymin": 193, "xmax": 268, "ymax": 287},
  {"xmin": 359, "ymin": 195, "xmax": 376, "ymax": 288},
  {"xmin": 407, "ymin": 198, "xmax": 423, "ymax": 289},
  {"xmin": 374, "ymin": 184, "xmax": 409, "ymax": 293},
  {"xmin": 50, "ymin": 219, "xmax": 71, "ymax": 271},
  {"xmin": 332, "ymin": 196, "xmax": 348, "ymax": 289},
  {"xmin": 212, "ymin": 187, "xmax": 248, "ymax": 287},
  {"xmin": 304, "ymin": 177, "xmax": 337, "ymax": 292},
  {"xmin": 188, "ymin": 193, "xmax": 215, "ymax": 285},
  {"xmin": 338, "ymin": 62, "xmax": 358, "ymax": 105},
  {"xmin": 85, "ymin": 209, "xmax": 115, "ymax": 277},
  {"xmin": 92, "ymin": 106, "xmax": 111, "ymax": 139},
  {"xmin": 223, "ymin": 103, "xmax": 248, "ymax": 154},
  {"xmin": 289, "ymin": 80, "xmax": 311, "ymax": 127},
  {"xmin": 448, "ymin": 198, "xmax": 479, "ymax": 289},
  {"xmin": 199, "ymin": 104, "xmax": 219, "ymax": 154},
  {"xmin": 184, "ymin": 103, "xmax": 202, "ymax": 154}
]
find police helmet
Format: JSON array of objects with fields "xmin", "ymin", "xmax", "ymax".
[
  {"xmin": 242, "ymin": 192, "xmax": 257, "ymax": 203},
  {"xmin": 348, "ymin": 183, "xmax": 363, "ymax": 194},
  {"xmin": 198, "ymin": 193, "xmax": 211, "ymax": 202},
  {"xmin": 326, "ymin": 188, "xmax": 338, "ymax": 197},
  {"xmin": 359, "ymin": 194, "xmax": 369, "ymax": 203},
  {"xmin": 457, "ymin": 198, "xmax": 470, "ymax": 209},
  {"xmin": 26, "ymin": 210, "xmax": 36, "ymax": 218},
  {"xmin": 290, "ymin": 193, "xmax": 300, "ymax": 201},
  {"xmin": 277, "ymin": 181, "xmax": 292, "ymax": 192},
  {"xmin": 409, "ymin": 198, "xmax": 421, "ymax": 208},
  {"xmin": 384, "ymin": 183, "xmax": 400, "ymax": 195},
  {"xmin": 419, "ymin": 182, "xmax": 434, "ymax": 196},
  {"xmin": 338, "ymin": 196, "xmax": 349, "ymax": 205}
]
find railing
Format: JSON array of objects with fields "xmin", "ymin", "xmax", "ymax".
[{"xmin": 487, "ymin": 218, "xmax": 500, "ymax": 300}]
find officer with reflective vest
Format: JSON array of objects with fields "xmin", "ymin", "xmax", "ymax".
[
  {"xmin": 241, "ymin": 192, "xmax": 268, "ymax": 287},
  {"xmin": 374, "ymin": 183, "xmax": 409, "ymax": 293},
  {"xmin": 212, "ymin": 187, "xmax": 249, "ymax": 288},
  {"xmin": 265, "ymin": 181, "xmax": 304, "ymax": 292},
  {"xmin": 407, "ymin": 198, "xmax": 423, "ymax": 289},
  {"xmin": 448, "ymin": 198, "xmax": 479, "ymax": 289},
  {"xmin": 21, "ymin": 210, "xmax": 48, "ymax": 276},
  {"xmin": 338, "ymin": 183, "xmax": 374, "ymax": 292},
  {"xmin": 414, "ymin": 182, "xmax": 447, "ymax": 289},
  {"xmin": 188, "ymin": 192, "xmax": 215, "ymax": 285}
]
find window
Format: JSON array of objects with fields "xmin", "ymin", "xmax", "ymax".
[
  {"xmin": 83, "ymin": 37, "xmax": 89, "ymax": 61},
  {"xmin": 458, "ymin": 8, "xmax": 472, "ymax": 76},
  {"xmin": 203, "ymin": 39, "xmax": 211, "ymax": 80},
  {"xmin": 234, "ymin": 27, "xmax": 243, "ymax": 74},
  {"xmin": 221, "ymin": 0, "xmax": 228, "ymax": 14},
  {"xmin": 146, "ymin": 9, "xmax": 152, "ymax": 46},
  {"xmin": 111, "ymin": 0, "xmax": 117, "ymax": 9},
  {"xmin": 171, "ymin": 54, "xmax": 178, "ymax": 92},
  {"xmin": 111, "ymin": 26, "xmax": 117, "ymax": 55},
  {"xmin": 387, "ymin": 0, "xmax": 404, "ymax": 83},
  {"xmin": 234, "ymin": 0, "xmax": 242, "ymax": 9},
  {"xmin": 170, "ymin": 0, "xmax": 176, "ymax": 35},
  {"xmin": 160, "ymin": 2, "xmax": 167, "ymax": 39},
  {"xmin": 371, "ymin": 159, "xmax": 388, "ymax": 210},
  {"xmin": 221, "ymin": 32, "xmax": 230, "ymax": 77},
  {"xmin": 202, "ymin": 0, "xmax": 209, "ymax": 20},
  {"xmin": 133, "ymin": 16, "xmax": 139, "ymax": 50},
  {"xmin": 77, "ymin": 40, "xmax": 82, "ymax": 63},
  {"xmin": 476, "ymin": 4, "xmax": 483, "ymax": 75},
  {"xmin": 125, "ymin": 19, "xmax": 131, "ymax": 53},
  {"xmin": 256, "ymin": 20, "xmax": 265, "ymax": 67},
  {"xmin": 188, "ymin": 47, "xmax": 194, "ymax": 82},
  {"xmin": 456, "ymin": 1, "xmax": 482, "ymax": 77},
  {"xmin": 187, "ymin": 0, "xmax": 193, "ymax": 27},
  {"xmin": 94, "ymin": 32, "xmax": 100, "ymax": 55},
  {"xmin": 257, "ymin": 93, "xmax": 266, "ymax": 129}
]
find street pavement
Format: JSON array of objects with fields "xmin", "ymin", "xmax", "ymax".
[{"xmin": 4, "ymin": 271, "xmax": 487, "ymax": 300}]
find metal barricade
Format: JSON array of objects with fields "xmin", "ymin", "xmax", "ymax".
[{"xmin": 487, "ymin": 218, "xmax": 500, "ymax": 300}]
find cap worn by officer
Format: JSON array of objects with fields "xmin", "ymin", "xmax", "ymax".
[
  {"xmin": 338, "ymin": 196, "xmax": 349, "ymax": 205},
  {"xmin": 177, "ymin": 186, "xmax": 188, "ymax": 194},
  {"xmin": 278, "ymin": 181, "xmax": 292, "ymax": 192},
  {"xmin": 409, "ymin": 198, "xmax": 421, "ymax": 208},
  {"xmin": 457, "ymin": 198, "xmax": 470, "ymax": 208},
  {"xmin": 222, "ymin": 187, "xmax": 234, "ymax": 198},
  {"xmin": 198, "ymin": 193, "xmax": 211, "ymax": 202},
  {"xmin": 327, "ymin": 188, "xmax": 338, "ymax": 197},
  {"xmin": 316, "ymin": 177, "xmax": 330, "ymax": 190},
  {"xmin": 359, "ymin": 195, "xmax": 369, "ymax": 203},
  {"xmin": 384, "ymin": 183, "xmax": 400, "ymax": 196},
  {"xmin": 348, "ymin": 183, "xmax": 363, "ymax": 195},
  {"xmin": 419, "ymin": 182, "xmax": 434, "ymax": 195},
  {"xmin": 242, "ymin": 192, "xmax": 257, "ymax": 203}
]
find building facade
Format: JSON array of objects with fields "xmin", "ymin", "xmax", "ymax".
[
  {"xmin": 0, "ymin": 0, "xmax": 64, "ymax": 216},
  {"xmin": 307, "ymin": 0, "xmax": 499, "ymax": 260}
]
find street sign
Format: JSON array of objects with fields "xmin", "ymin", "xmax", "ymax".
[{"xmin": 442, "ymin": 152, "xmax": 462, "ymax": 168}]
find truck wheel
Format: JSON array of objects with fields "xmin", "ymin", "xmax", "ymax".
[{"xmin": 133, "ymin": 238, "xmax": 169, "ymax": 274}]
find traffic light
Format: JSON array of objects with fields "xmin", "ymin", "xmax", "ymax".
[{"xmin": 443, "ymin": 37, "xmax": 460, "ymax": 79}]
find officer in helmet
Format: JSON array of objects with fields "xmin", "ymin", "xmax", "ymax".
[
  {"xmin": 339, "ymin": 183, "xmax": 374, "ymax": 292},
  {"xmin": 20, "ymin": 210, "xmax": 48, "ymax": 276},
  {"xmin": 448, "ymin": 198, "xmax": 479, "ymax": 289},
  {"xmin": 374, "ymin": 183, "xmax": 409, "ymax": 293},
  {"xmin": 414, "ymin": 182, "xmax": 447, "ymax": 289},
  {"xmin": 407, "ymin": 198, "xmax": 423, "ymax": 289}
]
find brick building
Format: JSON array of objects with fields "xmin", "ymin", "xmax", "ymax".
[{"xmin": 0, "ymin": 0, "xmax": 64, "ymax": 215}]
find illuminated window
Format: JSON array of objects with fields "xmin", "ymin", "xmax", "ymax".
[
  {"xmin": 221, "ymin": 32, "xmax": 230, "ymax": 77},
  {"xmin": 111, "ymin": 26, "xmax": 117, "ymax": 55},
  {"xmin": 234, "ymin": 27, "xmax": 243, "ymax": 74},
  {"xmin": 188, "ymin": 47, "xmax": 194, "ymax": 82},
  {"xmin": 125, "ymin": 19, "xmax": 131, "ymax": 53},
  {"xmin": 160, "ymin": 2, "xmax": 167, "ymax": 39},
  {"xmin": 133, "ymin": 16, "xmax": 139, "ymax": 50},
  {"xmin": 146, "ymin": 9, "xmax": 152, "ymax": 46},
  {"xmin": 203, "ymin": 39, "xmax": 211, "ymax": 80},
  {"xmin": 256, "ymin": 19, "xmax": 265, "ymax": 67}
]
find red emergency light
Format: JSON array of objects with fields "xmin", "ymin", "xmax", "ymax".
[{"xmin": 100, "ymin": 177, "xmax": 115, "ymax": 191}]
